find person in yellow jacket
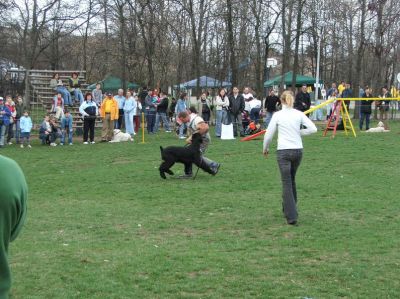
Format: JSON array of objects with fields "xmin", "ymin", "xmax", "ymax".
[{"xmin": 100, "ymin": 92, "xmax": 119, "ymax": 142}]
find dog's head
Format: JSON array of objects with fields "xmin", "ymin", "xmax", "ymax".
[
  {"xmin": 191, "ymin": 132, "xmax": 203, "ymax": 146},
  {"xmin": 113, "ymin": 129, "xmax": 121, "ymax": 135},
  {"xmin": 377, "ymin": 121, "xmax": 384, "ymax": 128}
]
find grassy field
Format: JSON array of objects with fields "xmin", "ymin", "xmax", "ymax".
[{"xmin": 2, "ymin": 120, "xmax": 400, "ymax": 298}]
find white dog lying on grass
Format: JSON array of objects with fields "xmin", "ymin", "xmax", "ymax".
[
  {"xmin": 109, "ymin": 129, "xmax": 134, "ymax": 142},
  {"xmin": 365, "ymin": 121, "xmax": 390, "ymax": 133}
]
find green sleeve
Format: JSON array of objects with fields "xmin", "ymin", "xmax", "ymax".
[{"xmin": 0, "ymin": 155, "xmax": 28, "ymax": 299}]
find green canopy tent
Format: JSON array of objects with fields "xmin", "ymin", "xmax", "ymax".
[
  {"xmin": 264, "ymin": 71, "xmax": 323, "ymax": 88},
  {"xmin": 87, "ymin": 75, "xmax": 139, "ymax": 91}
]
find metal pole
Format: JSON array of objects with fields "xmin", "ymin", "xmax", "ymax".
[{"xmin": 315, "ymin": 36, "xmax": 321, "ymax": 101}]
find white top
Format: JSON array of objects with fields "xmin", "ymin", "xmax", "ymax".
[
  {"xmin": 215, "ymin": 96, "xmax": 230, "ymax": 110},
  {"xmin": 249, "ymin": 98, "xmax": 261, "ymax": 110},
  {"xmin": 263, "ymin": 105, "xmax": 317, "ymax": 152}
]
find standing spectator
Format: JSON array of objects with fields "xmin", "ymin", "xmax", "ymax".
[
  {"xmin": 19, "ymin": 110, "xmax": 33, "ymax": 148},
  {"xmin": 100, "ymin": 92, "xmax": 119, "ymax": 142},
  {"xmin": 228, "ymin": 87, "xmax": 245, "ymax": 137},
  {"xmin": 92, "ymin": 83, "xmax": 103, "ymax": 107},
  {"xmin": 123, "ymin": 90, "xmax": 137, "ymax": 137},
  {"xmin": 377, "ymin": 86, "xmax": 391, "ymax": 129},
  {"xmin": 337, "ymin": 81, "xmax": 346, "ymax": 96},
  {"xmin": 294, "ymin": 84, "xmax": 311, "ymax": 113},
  {"xmin": 114, "ymin": 88, "xmax": 126, "ymax": 129},
  {"xmin": 0, "ymin": 155, "xmax": 28, "ymax": 299},
  {"xmin": 243, "ymin": 87, "xmax": 254, "ymax": 113},
  {"xmin": 176, "ymin": 93, "xmax": 188, "ymax": 139},
  {"xmin": 264, "ymin": 89, "xmax": 280, "ymax": 128},
  {"xmin": 326, "ymin": 82, "xmax": 338, "ymax": 98},
  {"xmin": 359, "ymin": 87, "xmax": 373, "ymax": 131},
  {"xmin": 341, "ymin": 83, "xmax": 353, "ymax": 111},
  {"xmin": 215, "ymin": 88, "xmax": 230, "ymax": 137},
  {"xmin": 198, "ymin": 92, "xmax": 212, "ymax": 125},
  {"xmin": 326, "ymin": 90, "xmax": 337, "ymax": 119},
  {"xmin": 145, "ymin": 89, "xmax": 159, "ymax": 134},
  {"xmin": 14, "ymin": 95, "xmax": 25, "ymax": 144},
  {"xmin": 50, "ymin": 73, "xmax": 72, "ymax": 106},
  {"xmin": 5, "ymin": 96, "xmax": 16, "ymax": 145},
  {"xmin": 263, "ymin": 91, "xmax": 317, "ymax": 225},
  {"xmin": 80, "ymin": 93, "xmax": 98, "ymax": 144},
  {"xmin": 68, "ymin": 72, "xmax": 84, "ymax": 105},
  {"xmin": 51, "ymin": 92, "xmax": 64, "ymax": 120},
  {"xmin": 0, "ymin": 97, "xmax": 11, "ymax": 148},
  {"xmin": 133, "ymin": 95, "xmax": 142, "ymax": 134},
  {"xmin": 60, "ymin": 110, "xmax": 74, "ymax": 145},
  {"xmin": 138, "ymin": 86, "xmax": 148, "ymax": 108},
  {"xmin": 155, "ymin": 91, "xmax": 171, "ymax": 133}
]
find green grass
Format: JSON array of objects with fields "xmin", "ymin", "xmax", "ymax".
[{"xmin": 2, "ymin": 120, "xmax": 400, "ymax": 298}]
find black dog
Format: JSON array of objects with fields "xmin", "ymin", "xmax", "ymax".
[{"xmin": 159, "ymin": 133, "xmax": 204, "ymax": 179}]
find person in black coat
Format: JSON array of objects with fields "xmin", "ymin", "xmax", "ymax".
[
  {"xmin": 294, "ymin": 84, "xmax": 311, "ymax": 113},
  {"xmin": 359, "ymin": 87, "xmax": 373, "ymax": 130},
  {"xmin": 228, "ymin": 87, "xmax": 245, "ymax": 137},
  {"xmin": 263, "ymin": 89, "xmax": 280, "ymax": 127}
]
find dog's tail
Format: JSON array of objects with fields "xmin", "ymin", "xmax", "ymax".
[{"xmin": 160, "ymin": 146, "xmax": 163, "ymax": 152}]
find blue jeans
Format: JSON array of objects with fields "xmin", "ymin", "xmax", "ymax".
[
  {"xmin": 359, "ymin": 112, "xmax": 371, "ymax": 130},
  {"xmin": 155, "ymin": 112, "xmax": 170, "ymax": 132},
  {"xmin": 264, "ymin": 112, "xmax": 274, "ymax": 128},
  {"xmin": 73, "ymin": 89, "xmax": 84, "ymax": 105},
  {"xmin": 178, "ymin": 122, "xmax": 186, "ymax": 137},
  {"xmin": 61, "ymin": 129, "xmax": 73, "ymax": 144},
  {"xmin": 124, "ymin": 111, "xmax": 135, "ymax": 135},
  {"xmin": 277, "ymin": 149, "xmax": 303, "ymax": 223},
  {"xmin": 0, "ymin": 124, "xmax": 6, "ymax": 146},
  {"xmin": 146, "ymin": 109, "xmax": 156, "ymax": 133},
  {"xmin": 215, "ymin": 110, "xmax": 227, "ymax": 137},
  {"xmin": 15, "ymin": 119, "xmax": 20, "ymax": 143},
  {"xmin": 57, "ymin": 87, "xmax": 72, "ymax": 106},
  {"xmin": 250, "ymin": 108, "xmax": 261, "ymax": 124}
]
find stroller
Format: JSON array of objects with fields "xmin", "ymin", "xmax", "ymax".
[{"xmin": 245, "ymin": 120, "xmax": 262, "ymax": 135}]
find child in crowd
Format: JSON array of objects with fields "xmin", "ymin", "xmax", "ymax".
[
  {"xmin": 60, "ymin": 110, "xmax": 73, "ymax": 145},
  {"xmin": 19, "ymin": 110, "xmax": 32, "ymax": 148},
  {"xmin": 39, "ymin": 115, "xmax": 60, "ymax": 146},
  {"xmin": 51, "ymin": 92, "xmax": 64, "ymax": 120}
]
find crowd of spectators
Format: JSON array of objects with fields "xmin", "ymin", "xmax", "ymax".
[{"xmin": 1, "ymin": 77, "xmax": 399, "ymax": 148}]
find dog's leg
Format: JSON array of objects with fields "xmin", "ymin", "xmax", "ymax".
[{"xmin": 159, "ymin": 160, "xmax": 175, "ymax": 179}]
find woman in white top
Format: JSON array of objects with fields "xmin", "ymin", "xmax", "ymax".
[
  {"xmin": 215, "ymin": 88, "xmax": 230, "ymax": 137},
  {"xmin": 263, "ymin": 90, "xmax": 317, "ymax": 225}
]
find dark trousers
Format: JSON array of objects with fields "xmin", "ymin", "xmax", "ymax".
[
  {"xmin": 134, "ymin": 115, "xmax": 140, "ymax": 132},
  {"xmin": 146, "ymin": 110, "xmax": 156, "ymax": 133},
  {"xmin": 202, "ymin": 112, "xmax": 210, "ymax": 124},
  {"xmin": 6, "ymin": 123, "xmax": 13, "ymax": 143},
  {"xmin": 230, "ymin": 112, "xmax": 244, "ymax": 136},
  {"xmin": 83, "ymin": 117, "xmax": 96, "ymax": 142},
  {"xmin": 359, "ymin": 112, "xmax": 371, "ymax": 130},
  {"xmin": 116, "ymin": 109, "xmax": 124, "ymax": 129},
  {"xmin": 277, "ymin": 149, "xmax": 303, "ymax": 223}
]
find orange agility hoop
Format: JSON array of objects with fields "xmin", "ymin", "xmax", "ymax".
[{"xmin": 240, "ymin": 129, "xmax": 266, "ymax": 141}]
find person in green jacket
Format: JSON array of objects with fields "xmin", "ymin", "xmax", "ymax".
[{"xmin": 0, "ymin": 155, "xmax": 28, "ymax": 299}]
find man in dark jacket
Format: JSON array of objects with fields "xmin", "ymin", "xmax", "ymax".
[
  {"xmin": 155, "ymin": 91, "xmax": 171, "ymax": 133},
  {"xmin": 359, "ymin": 87, "xmax": 373, "ymax": 130},
  {"xmin": 294, "ymin": 84, "xmax": 311, "ymax": 113},
  {"xmin": 228, "ymin": 87, "xmax": 245, "ymax": 137},
  {"xmin": 264, "ymin": 89, "xmax": 280, "ymax": 127}
]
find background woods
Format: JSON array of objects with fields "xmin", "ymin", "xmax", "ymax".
[{"xmin": 1, "ymin": 0, "xmax": 399, "ymax": 96}]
